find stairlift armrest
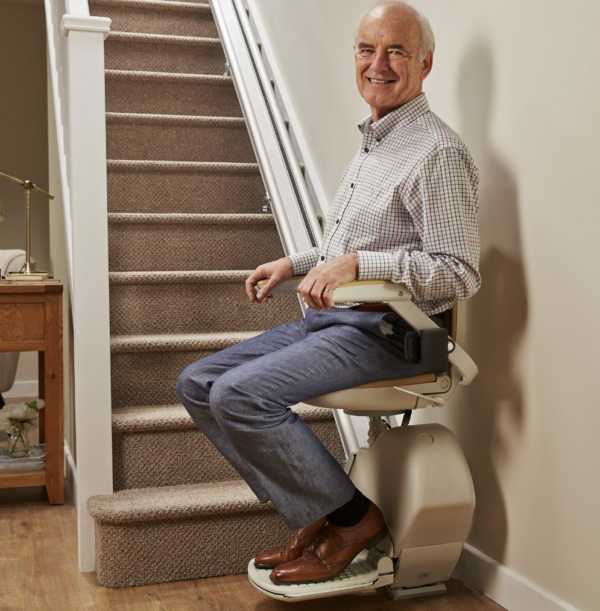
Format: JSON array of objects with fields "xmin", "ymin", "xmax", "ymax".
[{"xmin": 256, "ymin": 277, "xmax": 414, "ymax": 302}]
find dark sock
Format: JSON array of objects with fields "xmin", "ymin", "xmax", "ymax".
[{"xmin": 326, "ymin": 487, "xmax": 372, "ymax": 528}]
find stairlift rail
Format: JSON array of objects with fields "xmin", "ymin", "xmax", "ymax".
[{"xmin": 210, "ymin": 0, "xmax": 362, "ymax": 456}]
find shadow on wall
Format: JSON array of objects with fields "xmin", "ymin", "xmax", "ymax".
[{"xmin": 454, "ymin": 40, "xmax": 528, "ymax": 564}]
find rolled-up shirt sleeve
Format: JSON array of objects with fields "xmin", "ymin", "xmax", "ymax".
[
  {"xmin": 287, "ymin": 247, "xmax": 320, "ymax": 276},
  {"xmin": 356, "ymin": 146, "xmax": 481, "ymax": 302}
]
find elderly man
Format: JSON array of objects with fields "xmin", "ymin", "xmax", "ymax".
[{"xmin": 177, "ymin": 0, "xmax": 480, "ymax": 585}]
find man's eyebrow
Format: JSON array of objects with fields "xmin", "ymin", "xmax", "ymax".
[{"xmin": 356, "ymin": 42, "xmax": 407, "ymax": 51}]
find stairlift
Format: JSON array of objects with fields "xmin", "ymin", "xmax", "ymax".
[{"xmin": 248, "ymin": 277, "xmax": 478, "ymax": 602}]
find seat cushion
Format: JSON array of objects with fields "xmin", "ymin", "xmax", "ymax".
[{"xmin": 354, "ymin": 372, "xmax": 436, "ymax": 389}]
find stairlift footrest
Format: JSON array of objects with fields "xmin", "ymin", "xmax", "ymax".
[{"xmin": 248, "ymin": 548, "xmax": 394, "ymax": 601}]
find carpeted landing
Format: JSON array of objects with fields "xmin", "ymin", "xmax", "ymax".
[{"xmin": 86, "ymin": 0, "xmax": 344, "ymax": 588}]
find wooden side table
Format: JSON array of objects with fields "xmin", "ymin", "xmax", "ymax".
[{"xmin": 0, "ymin": 282, "xmax": 64, "ymax": 504}]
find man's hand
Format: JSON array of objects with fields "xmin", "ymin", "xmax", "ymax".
[
  {"xmin": 245, "ymin": 257, "xmax": 294, "ymax": 303},
  {"xmin": 298, "ymin": 253, "xmax": 359, "ymax": 311}
]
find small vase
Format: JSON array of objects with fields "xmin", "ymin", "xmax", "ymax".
[{"xmin": 7, "ymin": 422, "xmax": 30, "ymax": 458}]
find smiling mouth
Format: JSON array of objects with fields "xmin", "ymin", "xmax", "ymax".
[{"xmin": 367, "ymin": 77, "xmax": 396, "ymax": 84}]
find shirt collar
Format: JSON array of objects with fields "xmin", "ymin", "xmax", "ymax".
[{"xmin": 358, "ymin": 92, "xmax": 430, "ymax": 140}]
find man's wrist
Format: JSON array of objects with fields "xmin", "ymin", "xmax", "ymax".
[{"xmin": 348, "ymin": 252, "xmax": 359, "ymax": 278}]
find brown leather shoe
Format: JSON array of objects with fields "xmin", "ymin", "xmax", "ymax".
[
  {"xmin": 254, "ymin": 517, "xmax": 327, "ymax": 569},
  {"xmin": 269, "ymin": 502, "xmax": 388, "ymax": 585}
]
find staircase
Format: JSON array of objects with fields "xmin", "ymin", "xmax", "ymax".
[{"xmin": 85, "ymin": 0, "xmax": 344, "ymax": 588}]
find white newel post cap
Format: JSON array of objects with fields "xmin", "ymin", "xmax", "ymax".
[{"xmin": 61, "ymin": 15, "xmax": 112, "ymax": 39}]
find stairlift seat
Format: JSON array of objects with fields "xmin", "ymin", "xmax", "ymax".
[
  {"xmin": 250, "ymin": 277, "xmax": 478, "ymax": 602},
  {"xmin": 256, "ymin": 276, "xmax": 472, "ymax": 416}
]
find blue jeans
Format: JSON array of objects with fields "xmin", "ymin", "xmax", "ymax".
[{"xmin": 176, "ymin": 306, "xmax": 441, "ymax": 530}]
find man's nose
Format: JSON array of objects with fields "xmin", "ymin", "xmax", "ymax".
[{"xmin": 369, "ymin": 49, "xmax": 390, "ymax": 74}]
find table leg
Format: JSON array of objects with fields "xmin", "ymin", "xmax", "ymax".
[
  {"xmin": 43, "ymin": 292, "xmax": 64, "ymax": 505},
  {"xmin": 38, "ymin": 352, "xmax": 45, "ymax": 444}
]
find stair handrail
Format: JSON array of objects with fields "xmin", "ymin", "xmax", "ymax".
[
  {"xmin": 45, "ymin": 0, "xmax": 114, "ymax": 572},
  {"xmin": 209, "ymin": 0, "xmax": 361, "ymax": 456}
]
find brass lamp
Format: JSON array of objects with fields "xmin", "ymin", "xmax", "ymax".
[{"xmin": 0, "ymin": 170, "xmax": 54, "ymax": 280}]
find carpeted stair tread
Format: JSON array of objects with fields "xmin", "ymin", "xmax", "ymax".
[
  {"xmin": 110, "ymin": 331, "xmax": 260, "ymax": 353},
  {"xmin": 87, "ymin": 479, "xmax": 270, "ymax": 524},
  {"xmin": 106, "ymin": 111, "xmax": 244, "ymax": 126},
  {"xmin": 107, "ymin": 31, "xmax": 220, "ymax": 46},
  {"xmin": 108, "ymin": 212, "xmax": 275, "ymax": 224},
  {"xmin": 108, "ymin": 159, "xmax": 258, "ymax": 172},
  {"xmin": 112, "ymin": 403, "xmax": 337, "ymax": 433},
  {"xmin": 105, "ymin": 69, "xmax": 231, "ymax": 84},
  {"xmin": 109, "ymin": 269, "xmax": 255, "ymax": 284},
  {"xmin": 91, "ymin": 1, "xmax": 217, "ymax": 38},
  {"xmin": 93, "ymin": 0, "xmax": 211, "ymax": 12}
]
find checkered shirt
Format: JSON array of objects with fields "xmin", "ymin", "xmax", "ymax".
[{"xmin": 287, "ymin": 93, "xmax": 481, "ymax": 317}]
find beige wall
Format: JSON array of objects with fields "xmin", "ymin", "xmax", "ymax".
[
  {"xmin": 0, "ymin": 0, "xmax": 49, "ymax": 385},
  {"xmin": 254, "ymin": 1, "xmax": 600, "ymax": 610}
]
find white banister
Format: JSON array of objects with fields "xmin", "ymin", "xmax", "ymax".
[{"xmin": 45, "ymin": 0, "xmax": 113, "ymax": 572}]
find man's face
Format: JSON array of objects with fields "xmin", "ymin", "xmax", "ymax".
[{"xmin": 355, "ymin": 5, "xmax": 432, "ymax": 121}]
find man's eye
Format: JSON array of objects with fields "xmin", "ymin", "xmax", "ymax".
[
  {"xmin": 389, "ymin": 50, "xmax": 405, "ymax": 57},
  {"xmin": 359, "ymin": 49, "xmax": 374, "ymax": 56}
]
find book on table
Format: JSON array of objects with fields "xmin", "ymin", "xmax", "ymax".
[{"xmin": 0, "ymin": 444, "xmax": 45, "ymax": 471}]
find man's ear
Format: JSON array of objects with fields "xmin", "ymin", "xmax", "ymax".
[{"xmin": 421, "ymin": 51, "xmax": 434, "ymax": 80}]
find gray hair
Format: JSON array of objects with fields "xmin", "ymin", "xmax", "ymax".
[{"xmin": 354, "ymin": 1, "xmax": 435, "ymax": 62}]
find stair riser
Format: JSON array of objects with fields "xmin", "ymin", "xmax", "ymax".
[
  {"xmin": 110, "ymin": 282, "xmax": 300, "ymax": 335},
  {"xmin": 94, "ymin": 510, "xmax": 291, "ymax": 587},
  {"xmin": 106, "ymin": 78, "xmax": 242, "ymax": 117},
  {"xmin": 105, "ymin": 40, "xmax": 225, "ymax": 74},
  {"xmin": 114, "ymin": 419, "xmax": 344, "ymax": 490},
  {"xmin": 108, "ymin": 222, "xmax": 284, "ymax": 271},
  {"xmin": 91, "ymin": 5, "xmax": 218, "ymax": 38},
  {"xmin": 107, "ymin": 168, "xmax": 265, "ymax": 214},
  {"xmin": 111, "ymin": 349, "xmax": 220, "ymax": 408},
  {"xmin": 113, "ymin": 428, "xmax": 240, "ymax": 490},
  {"xmin": 106, "ymin": 121, "xmax": 255, "ymax": 163}
]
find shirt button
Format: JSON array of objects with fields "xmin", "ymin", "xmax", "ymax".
[
  {"xmin": 376, "ymin": 138, "xmax": 381, "ymax": 143},
  {"xmin": 335, "ymin": 219, "xmax": 340, "ymax": 224},
  {"xmin": 364, "ymin": 147, "xmax": 369, "ymax": 153},
  {"xmin": 351, "ymin": 183, "xmax": 355, "ymax": 188},
  {"xmin": 320, "ymin": 256, "xmax": 325, "ymax": 261}
]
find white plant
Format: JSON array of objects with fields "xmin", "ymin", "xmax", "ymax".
[{"xmin": 0, "ymin": 400, "xmax": 44, "ymax": 433}]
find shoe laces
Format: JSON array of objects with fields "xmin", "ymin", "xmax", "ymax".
[{"xmin": 303, "ymin": 522, "xmax": 341, "ymax": 559}]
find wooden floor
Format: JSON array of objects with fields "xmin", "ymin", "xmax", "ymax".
[{"xmin": 0, "ymin": 478, "xmax": 506, "ymax": 611}]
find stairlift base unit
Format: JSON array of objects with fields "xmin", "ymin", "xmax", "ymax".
[
  {"xmin": 248, "ymin": 423, "xmax": 475, "ymax": 602},
  {"xmin": 387, "ymin": 581, "xmax": 448, "ymax": 601}
]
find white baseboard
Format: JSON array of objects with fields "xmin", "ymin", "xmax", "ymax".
[
  {"xmin": 456, "ymin": 543, "xmax": 581, "ymax": 611},
  {"xmin": 3, "ymin": 380, "xmax": 39, "ymax": 399}
]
